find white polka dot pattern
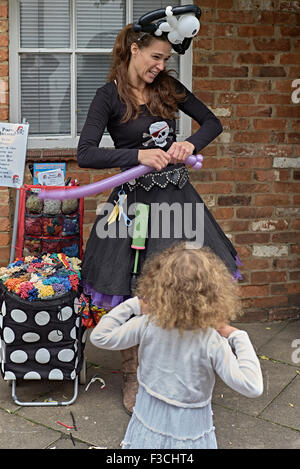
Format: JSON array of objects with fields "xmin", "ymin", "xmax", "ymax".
[{"xmin": 0, "ymin": 289, "xmax": 85, "ymax": 382}]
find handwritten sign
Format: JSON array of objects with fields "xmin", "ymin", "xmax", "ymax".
[{"xmin": 0, "ymin": 122, "xmax": 29, "ymax": 188}]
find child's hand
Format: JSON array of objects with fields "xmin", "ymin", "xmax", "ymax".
[
  {"xmin": 217, "ymin": 324, "xmax": 239, "ymax": 338},
  {"xmin": 139, "ymin": 298, "xmax": 148, "ymax": 315}
]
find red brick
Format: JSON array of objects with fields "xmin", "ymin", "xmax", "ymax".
[
  {"xmin": 236, "ymin": 207, "xmax": 273, "ymax": 219},
  {"xmin": 235, "ymin": 233, "xmax": 270, "ymax": 244},
  {"xmin": 251, "ymin": 271, "xmax": 287, "ymax": 284},
  {"xmin": 254, "ymin": 170, "xmax": 278, "ymax": 182},
  {"xmin": 237, "ymin": 52, "xmax": 275, "ymax": 64},
  {"xmin": 0, "ymin": 217, "xmax": 9, "ymax": 232},
  {"xmin": 271, "ymin": 283, "xmax": 300, "ymax": 295},
  {"xmin": 254, "ymin": 194, "xmax": 290, "ymax": 206},
  {"xmin": 214, "ymin": 38, "xmax": 251, "ymax": 51},
  {"xmin": 218, "ymin": 195, "xmax": 251, "ymax": 206},
  {"xmin": 236, "ymin": 183, "xmax": 270, "ymax": 193},
  {"xmin": 216, "ymin": 169, "xmax": 252, "ymax": 181},
  {"xmin": 253, "ymin": 66, "xmax": 286, "ymax": 77},
  {"xmin": 233, "ymin": 132, "xmax": 270, "ymax": 143},
  {"xmin": 280, "ymin": 53, "xmax": 300, "ymax": 65},
  {"xmin": 193, "ymin": 66, "xmax": 209, "ymax": 77},
  {"xmin": 211, "ymin": 207, "xmax": 234, "ymax": 219},
  {"xmin": 234, "ymin": 79, "xmax": 271, "ymax": 92},
  {"xmin": 218, "ymin": 93, "xmax": 255, "ymax": 105},
  {"xmin": 258, "ymin": 94, "xmax": 292, "ymax": 104},
  {"xmin": 195, "ymin": 182, "xmax": 233, "ymax": 194},
  {"xmin": 286, "ymin": 133, "xmax": 300, "ymax": 144},
  {"xmin": 234, "ymin": 157, "xmax": 272, "ymax": 169},
  {"xmin": 273, "ymin": 182, "xmax": 300, "ymax": 193},
  {"xmin": 0, "ymin": 232, "xmax": 9, "ymax": 246},
  {"xmin": 240, "ymin": 285, "xmax": 270, "ymax": 298},
  {"xmin": 280, "ymin": 26, "xmax": 300, "ymax": 37},
  {"xmin": 217, "ymin": 11, "xmax": 255, "ymax": 24},
  {"xmin": 212, "ymin": 66, "xmax": 248, "ymax": 77},
  {"xmin": 253, "ymin": 296, "xmax": 288, "ymax": 308},
  {"xmin": 193, "ymin": 79, "xmax": 231, "ymax": 91},
  {"xmin": 259, "ymin": 12, "xmax": 296, "ymax": 25},
  {"xmin": 272, "ymin": 232, "xmax": 300, "ymax": 243},
  {"xmin": 253, "ymin": 38, "xmax": 291, "ymax": 51},
  {"xmin": 236, "ymin": 105, "xmax": 272, "ymax": 117},
  {"xmin": 253, "ymin": 119, "xmax": 287, "ymax": 130},
  {"xmin": 291, "ymin": 219, "xmax": 300, "ymax": 230},
  {"xmin": 238, "ymin": 25, "xmax": 274, "ymax": 37}
]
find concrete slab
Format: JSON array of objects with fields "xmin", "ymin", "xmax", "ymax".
[
  {"xmin": 260, "ymin": 375, "xmax": 300, "ymax": 431},
  {"xmin": 257, "ymin": 319, "xmax": 300, "ymax": 365},
  {"xmin": 17, "ymin": 362, "xmax": 130, "ymax": 449},
  {"xmin": 213, "ymin": 404, "xmax": 300, "ymax": 449},
  {"xmin": 233, "ymin": 320, "xmax": 289, "ymax": 351},
  {"xmin": 212, "ymin": 358, "xmax": 298, "ymax": 417},
  {"xmin": 0, "ymin": 407, "xmax": 59, "ymax": 449}
]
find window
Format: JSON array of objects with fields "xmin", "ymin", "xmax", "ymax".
[{"xmin": 9, "ymin": 0, "xmax": 192, "ymax": 149}]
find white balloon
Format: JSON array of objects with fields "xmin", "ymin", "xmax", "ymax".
[
  {"xmin": 168, "ymin": 30, "xmax": 183, "ymax": 45},
  {"xmin": 178, "ymin": 15, "xmax": 200, "ymax": 38}
]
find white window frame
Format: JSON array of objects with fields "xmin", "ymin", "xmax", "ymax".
[{"xmin": 9, "ymin": 0, "xmax": 192, "ymax": 150}]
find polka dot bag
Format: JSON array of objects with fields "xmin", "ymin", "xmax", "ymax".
[{"xmin": 0, "ymin": 277, "xmax": 86, "ymax": 382}]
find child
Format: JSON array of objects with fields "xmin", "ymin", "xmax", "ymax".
[{"xmin": 90, "ymin": 243, "xmax": 263, "ymax": 449}]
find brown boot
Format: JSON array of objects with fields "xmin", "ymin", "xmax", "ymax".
[{"xmin": 121, "ymin": 345, "xmax": 139, "ymax": 415}]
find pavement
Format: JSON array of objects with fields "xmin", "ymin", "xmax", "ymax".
[{"xmin": 0, "ymin": 318, "xmax": 299, "ymax": 450}]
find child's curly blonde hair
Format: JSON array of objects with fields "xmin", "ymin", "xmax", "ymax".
[{"xmin": 135, "ymin": 242, "xmax": 242, "ymax": 332}]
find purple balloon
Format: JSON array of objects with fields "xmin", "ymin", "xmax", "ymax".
[{"xmin": 38, "ymin": 154, "xmax": 203, "ymax": 200}]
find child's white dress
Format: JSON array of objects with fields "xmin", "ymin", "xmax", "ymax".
[
  {"xmin": 122, "ymin": 386, "xmax": 217, "ymax": 449},
  {"xmin": 90, "ymin": 297, "xmax": 263, "ymax": 450}
]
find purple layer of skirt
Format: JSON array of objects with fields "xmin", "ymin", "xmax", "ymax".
[{"xmin": 83, "ymin": 254, "xmax": 243, "ymax": 310}]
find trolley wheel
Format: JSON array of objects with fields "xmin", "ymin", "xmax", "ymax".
[{"xmin": 79, "ymin": 357, "xmax": 87, "ymax": 385}]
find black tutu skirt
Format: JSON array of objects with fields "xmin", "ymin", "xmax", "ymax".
[{"xmin": 81, "ymin": 169, "xmax": 242, "ymax": 308}]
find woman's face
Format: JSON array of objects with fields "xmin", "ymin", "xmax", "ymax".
[{"xmin": 129, "ymin": 39, "xmax": 172, "ymax": 85}]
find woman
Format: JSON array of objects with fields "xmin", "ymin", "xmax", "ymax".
[{"xmin": 77, "ymin": 24, "xmax": 241, "ymax": 414}]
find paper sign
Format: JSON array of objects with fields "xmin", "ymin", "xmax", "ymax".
[
  {"xmin": 0, "ymin": 123, "xmax": 29, "ymax": 188},
  {"xmin": 33, "ymin": 163, "xmax": 66, "ymax": 186}
]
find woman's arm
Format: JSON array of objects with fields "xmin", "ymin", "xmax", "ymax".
[
  {"xmin": 90, "ymin": 297, "xmax": 145, "ymax": 351},
  {"xmin": 77, "ymin": 86, "xmax": 140, "ymax": 170}
]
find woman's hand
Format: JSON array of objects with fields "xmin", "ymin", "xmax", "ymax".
[
  {"xmin": 138, "ymin": 149, "xmax": 171, "ymax": 171},
  {"xmin": 167, "ymin": 140, "xmax": 195, "ymax": 164},
  {"xmin": 217, "ymin": 324, "xmax": 239, "ymax": 338}
]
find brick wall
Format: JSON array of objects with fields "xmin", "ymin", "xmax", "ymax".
[
  {"xmin": 1, "ymin": 0, "xmax": 300, "ymax": 321},
  {"xmin": 192, "ymin": 0, "xmax": 300, "ymax": 320}
]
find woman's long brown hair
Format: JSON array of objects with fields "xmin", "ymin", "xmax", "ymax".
[{"xmin": 108, "ymin": 24, "xmax": 186, "ymax": 123}]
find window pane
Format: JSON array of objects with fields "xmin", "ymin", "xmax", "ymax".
[
  {"xmin": 76, "ymin": 0, "xmax": 126, "ymax": 48},
  {"xmin": 77, "ymin": 54, "xmax": 110, "ymax": 133},
  {"xmin": 20, "ymin": 0, "xmax": 70, "ymax": 48},
  {"xmin": 21, "ymin": 54, "xmax": 71, "ymax": 135},
  {"xmin": 133, "ymin": 0, "xmax": 180, "ymax": 22}
]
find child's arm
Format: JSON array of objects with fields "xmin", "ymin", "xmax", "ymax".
[
  {"xmin": 209, "ymin": 328, "xmax": 263, "ymax": 398},
  {"xmin": 90, "ymin": 297, "xmax": 144, "ymax": 351}
]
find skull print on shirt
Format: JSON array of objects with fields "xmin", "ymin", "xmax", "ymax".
[{"xmin": 142, "ymin": 121, "xmax": 173, "ymax": 148}]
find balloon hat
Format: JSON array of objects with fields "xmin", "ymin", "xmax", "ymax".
[{"xmin": 133, "ymin": 4, "xmax": 202, "ymax": 54}]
